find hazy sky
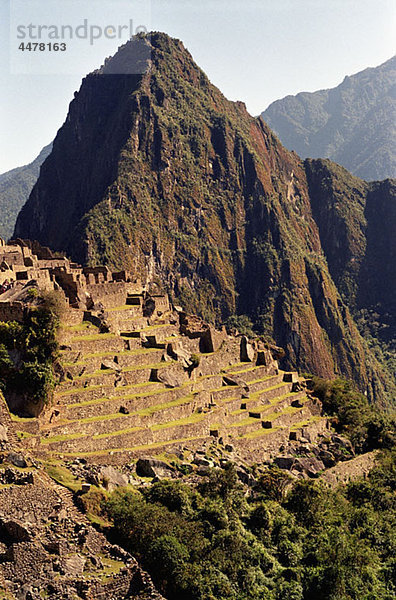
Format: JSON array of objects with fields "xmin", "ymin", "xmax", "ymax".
[{"xmin": 0, "ymin": 0, "xmax": 395, "ymax": 173}]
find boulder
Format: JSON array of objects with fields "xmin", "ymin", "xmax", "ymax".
[
  {"xmin": 295, "ymin": 457, "xmax": 325, "ymax": 475},
  {"xmin": 7, "ymin": 452, "xmax": 27, "ymax": 468},
  {"xmin": 136, "ymin": 458, "xmax": 174, "ymax": 478},
  {"xmin": 274, "ymin": 456, "xmax": 295, "ymax": 470},
  {"xmin": 62, "ymin": 554, "xmax": 86, "ymax": 577},
  {"xmin": 167, "ymin": 341, "xmax": 193, "ymax": 368},
  {"xmin": 99, "ymin": 466, "xmax": 128, "ymax": 491},
  {"xmin": 0, "ymin": 518, "xmax": 32, "ymax": 542},
  {"xmin": 153, "ymin": 366, "xmax": 187, "ymax": 388},
  {"xmin": 101, "ymin": 359, "xmax": 121, "ymax": 372},
  {"xmin": 319, "ymin": 449, "xmax": 336, "ymax": 468},
  {"xmin": 0, "ymin": 424, "xmax": 8, "ymax": 443},
  {"xmin": 240, "ymin": 336, "xmax": 255, "ymax": 362},
  {"xmin": 236, "ymin": 469, "xmax": 254, "ymax": 485}
]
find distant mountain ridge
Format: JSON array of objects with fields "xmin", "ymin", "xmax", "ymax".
[
  {"xmin": 0, "ymin": 143, "xmax": 52, "ymax": 240},
  {"xmin": 262, "ymin": 56, "xmax": 396, "ymax": 181},
  {"xmin": 13, "ymin": 33, "xmax": 395, "ymax": 404}
]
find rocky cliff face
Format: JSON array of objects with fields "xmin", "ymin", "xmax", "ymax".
[
  {"xmin": 14, "ymin": 33, "xmax": 390, "ymax": 402},
  {"xmin": 262, "ymin": 56, "xmax": 396, "ymax": 181},
  {"xmin": 305, "ymin": 159, "xmax": 395, "ymax": 400}
]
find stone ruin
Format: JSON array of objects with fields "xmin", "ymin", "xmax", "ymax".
[
  {"xmin": 0, "ymin": 239, "xmax": 369, "ymax": 599},
  {"xmin": 0, "ymin": 240, "xmax": 326, "ymax": 466},
  {"xmin": 0, "ymin": 237, "xmax": 165, "ymax": 319}
]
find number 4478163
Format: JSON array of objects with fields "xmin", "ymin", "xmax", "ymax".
[{"xmin": 18, "ymin": 42, "xmax": 66, "ymax": 51}]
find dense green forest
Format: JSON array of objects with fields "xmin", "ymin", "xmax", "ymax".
[{"xmin": 99, "ymin": 451, "xmax": 395, "ymax": 600}]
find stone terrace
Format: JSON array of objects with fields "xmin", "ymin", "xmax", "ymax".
[
  {"xmin": 0, "ymin": 238, "xmax": 327, "ymax": 465},
  {"xmin": 14, "ymin": 290, "xmax": 327, "ymax": 465}
]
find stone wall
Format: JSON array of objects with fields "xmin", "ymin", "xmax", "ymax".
[
  {"xmin": 0, "ymin": 301, "xmax": 24, "ymax": 322},
  {"xmin": 86, "ymin": 281, "xmax": 128, "ymax": 308}
]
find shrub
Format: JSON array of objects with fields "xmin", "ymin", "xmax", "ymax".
[
  {"xmin": 0, "ymin": 292, "xmax": 62, "ymax": 410},
  {"xmin": 309, "ymin": 376, "xmax": 395, "ymax": 453},
  {"xmin": 99, "ymin": 452, "xmax": 395, "ymax": 600}
]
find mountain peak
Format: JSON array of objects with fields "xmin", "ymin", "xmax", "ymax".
[
  {"xmin": 92, "ymin": 32, "xmax": 194, "ymax": 76},
  {"xmin": 13, "ymin": 34, "xmax": 393, "ymax": 403}
]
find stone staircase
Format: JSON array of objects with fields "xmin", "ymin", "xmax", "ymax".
[{"xmin": 15, "ymin": 301, "xmax": 327, "ymax": 464}]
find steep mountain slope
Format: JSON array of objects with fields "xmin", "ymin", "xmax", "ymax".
[
  {"xmin": 0, "ymin": 143, "xmax": 52, "ymax": 240},
  {"xmin": 305, "ymin": 159, "xmax": 395, "ymax": 397},
  {"xmin": 262, "ymin": 56, "xmax": 396, "ymax": 181},
  {"xmin": 14, "ymin": 33, "xmax": 388, "ymax": 402}
]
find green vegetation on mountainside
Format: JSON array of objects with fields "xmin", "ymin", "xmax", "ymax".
[
  {"xmin": 305, "ymin": 159, "xmax": 396, "ymax": 403},
  {"xmin": 262, "ymin": 56, "xmax": 396, "ymax": 181},
  {"xmin": 0, "ymin": 143, "xmax": 52, "ymax": 240},
  {"xmin": 308, "ymin": 377, "xmax": 395, "ymax": 452},
  {"xmin": 13, "ymin": 33, "xmax": 392, "ymax": 403},
  {"xmin": 94, "ymin": 452, "xmax": 396, "ymax": 600}
]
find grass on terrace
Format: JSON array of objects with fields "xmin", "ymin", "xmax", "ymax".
[
  {"xmin": 229, "ymin": 417, "xmax": 261, "ymax": 428},
  {"xmin": 57, "ymin": 435, "xmax": 206, "ymax": 458},
  {"xmin": 60, "ymin": 322, "xmax": 98, "ymax": 333},
  {"xmin": 41, "ymin": 432, "xmax": 88, "ymax": 445},
  {"xmin": 60, "ymin": 347, "xmax": 162, "ymax": 367},
  {"xmin": 107, "ymin": 305, "xmax": 141, "ymax": 311},
  {"xmin": 151, "ymin": 411, "xmax": 207, "ymax": 431},
  {"xmin": 16, "ymin": 431, "xmax": 35, "ymax": 440},
  {"xmin": 93, "ymin": 425, "xmax": 143, "ymax": 440},
  {"xmin": 60, "ymin": 361, "xmax": 174, "ymax": 383},
  {"xmin": 238, "ymin": 382, "xmax": 291, "ymax": 406},
  {"xmin": 70, "ymin": 332, "xmax": 120, "ymax": 342},
  {"xmin": 246, "ymin": 391, "xmax": 305, "ymax": 413},
  {"xmin": 240, "ymin": 425, "xmax": 283, "ymax": 440},
  {"xmin": 59, "ymin": 368, "xmax": 224, "ymax": 407},
  {"xmin": 10, "ymin": 413, "xmax": 36, "ymax": 422},
  {"xmin": 43, "ymin": 461, "xmax": 82, "ymax": 492},
  {"xmin": 57, "ymin": 392, "xmax": 199, "ymax": 427},
  {"xmin": 289, "ymin": 415, "xmax": 324, "ymax": 431},
  {"xmin": 56, "ymin": 380, "xmax": 161, "ymax": 398}
]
